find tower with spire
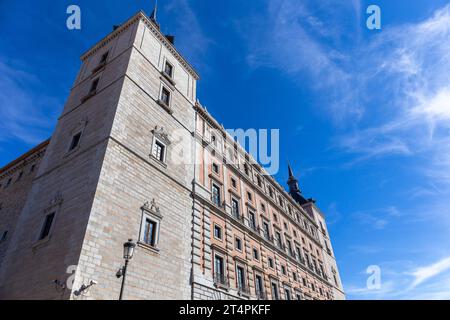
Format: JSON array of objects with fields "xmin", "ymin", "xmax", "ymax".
[{"xmin": 287, "ymin": 163, "xmax": 309, "ymax": 205}]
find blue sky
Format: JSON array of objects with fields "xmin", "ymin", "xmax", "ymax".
[{"xmin": 1, "ymin": 0, "xmax": 450, "ymax": 299}]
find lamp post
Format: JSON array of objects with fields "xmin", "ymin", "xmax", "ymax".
[{"xmin": 117, "ymin": 239, "xmax": 136, "ymax": 300}]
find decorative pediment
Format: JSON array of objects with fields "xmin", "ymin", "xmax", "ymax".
[
  {"xmin": 141, "ymin": 198, "xmax": 163, "ymax": 219},
  {"xmin": 152, "ymin": 126, "xmax": 171, "ymax": 145}
]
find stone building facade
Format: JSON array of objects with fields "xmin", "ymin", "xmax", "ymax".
[{"xmin": 0, "ymin": 10, "xmax": 344, "ymax": 300}]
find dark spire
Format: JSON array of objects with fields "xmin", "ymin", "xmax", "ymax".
[
  {"xmin": 287, "ymin": 162, "xmax": 300, "ymax": 193},
  {"xmin": 287, "ymin": 162, "xmax": 308, "ymax": 205},
  {"xmin": 150, "ymin": 0, "xmax": 160, "ymax": 29},
  {"xmin": 150, "ymin": 0, "xmax": 158, "ymax": 21}
]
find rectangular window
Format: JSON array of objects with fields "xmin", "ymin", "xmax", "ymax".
[
  {"xmin": 5, "ymin": 178, "xmax": 12, "ymax": 188},
  {"xmin": 284, "ymin": 288, "xmax": 291, "ymax": 300},
  {"xmin": 212, "ymin": 163, "xmax": 219, "ymax": 174},
  {"xmin": 212, "ymin": 184, "xmax": 221, "ymax": 206},
  {"xmin": 263, "ymin": 222, "xmax": 270, "ymax": 240},
  {"xmin": 152, "ymin": 140, "xmax": 166, "ymax": 162},
  {"xmin": 235, "ymin": 237, "xmax": 242, "ymax": 251},
  {"xmin": 248, "ymin": 211, "xmax": 257, "ymax": 230},
  {"xmin": 143, "ymin": 218, "xmax": 157, "ymax": 246},
  {"xmin": 236, "ymin": 265, "xmax": 245, "ymax": 290},
  {"xmin": 261, "ymin": 203, "xmax": 266, "ymax": 212},
  {"xmin": 231, "ymin": 198, "xmax": 240, "ymax": 218},
  {"xmin": 257, "ymin": 176, "xmax": 262, "ymax": 187},
  {"xmin": 255, "ymin": 274, "xmax": 264, "ymax": 297},
  {"xmin": 275, "ymin": 231, "xmax": 282, "ymax": 248},
  {"xmin": 164, "ymin": 61, "xmax": 173, "ymax": 78},
  {"xmin": 39, "ymin": 212, "xmax": 55, "ymax": 240},
  {"xmin": 1, "ymin": 231, "xmax": 7, "ymax": 242},
  {"xmin": 296, "ymin": 293, "xmax": 302, "ymax": 300},
  {"xmin": 89, "ymin": 78, "xmax": 99, "ymax": 94},
  {"xmin": 271, "ymin": 282, "xmax": 279, "ymax": 300},
  {"xmin": 69, "ymin": 132, "xmax": 82, "ymax": 151},
  {"xmin": 160, "ymin": 87, "xmax": 171, "ymax": 106},
  {"xmin": 281, "ymin": 265, "xmax": 286, "ymax": 275},
  {"xmin": 253, "ymin": 248, "xmax": 259, "ymax": 260},
  {"xmin": 213, "ymin": 224, "xmax": 222, "ymax": 240},
  {"xmin": 214, "ymin": 255, "xmax": 225, "ymax": 284},
  {"xmin": 231, "ymin": 177, "xmax": 237, "ymax": 189},
  {"xmin": 247, "ymin": 191, "xmax": 252, "ymax": 202},
  {"xmin": 268, "ymin": 257, "xmax": 274, "ymax": 268},
  {"xmin": 30, "ymin": 164, "xmax": 36, "ymax": 173}
]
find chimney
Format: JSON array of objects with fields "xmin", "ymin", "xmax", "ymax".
[{"xmin": 165, "ymin": 35, "xmax": 175, "ymax": 45}]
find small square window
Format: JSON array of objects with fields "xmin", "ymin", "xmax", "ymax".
[
  {"xmin": 39, "ymin": 212, "xmax": 55, "ymax": 240},
  {"xmin": 160, "ymin": 87, "xmax": 171, "ymax": 106},
  {"xmin": 152, "ymin": 140, "xmax": 166, "ymax": 162},
  {"xmin": 69, "ymin": 132, "xmax": 82, "ymax": 152},
  {"xmin": 214, "ymin": 224, "xmax": 222, "ymax": 240},
  {"xmin": 253, "ymin": 248, "xmax": 259, "ymax": 260},
  {"xmin": 164, "ymin": 61, "xmax": 173, "ymax": 78},
  {"xmin": 231, "ymin": 177, "xmax": 237, "ymax": 189},
  {"xmin": 268, "ymin": 257, "xmax": 274, "ymax": 268},
  {"xmin": 235, "ymin": 237, "xmax": 242, "ymax": 251},
  {"xmin": 212, "ymin": 163, "xmax": 219, "ymax": 174}
]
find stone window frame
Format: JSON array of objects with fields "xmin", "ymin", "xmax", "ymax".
[
  {"xmin": 138, "ymin": 199, "xmax": 163, "ymax": 253},
  {"xmin": 213, "ymin": 223, "xmax": 223, "ymax": 241},
  {"xmin": 150, "ymin": 126, "xmax": 171, "ymax": 166},
  {"xmin": 253, "ymin": 269, "xmax": 265, "ymax": 297},
  {"xmin": 234, "ymin": 260, "xmax": 248, "ymax": 295},
  {"xmin": 283, "ymin": 285, "xmax": 292, "ymax": 300},
  {"xmin": 157, "ymin": 83, "xmax": 173, "ymax": 114},
  {"xmin": 252, "ymin": 247, "xmax": 260, "ymax": 261},
  {"xmin": 270, "ymin": 279, "xmax": 280, "ymax": 300},
  {"xmin": 234, "ymin": 236, "xmax": 243, "ymax": 252},
  {"xmin": 268, "ymin": 256, "xmax": 275, "ymax": 269},
  {"xmin": 212, "ymin": 162, "xmax": 220, "ymax": 175},
  {"xmin": 65, "ymin": 117, "xmax": 88, "ymax": 156},
  {"xmin": 230, "ymin": 196, "xmax": 240, "ymax": 218},
  {"xmin": 162, "ymin": 57, "xmax": 176, "ymax": 81},
  {"xmin": 33, "ymin": 192, "xmax": 63, "ymax": 248}
]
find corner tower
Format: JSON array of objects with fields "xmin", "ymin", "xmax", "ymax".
[{"xmin": 0, "ymin": 10, "xmax": 199, "ymax": 299}]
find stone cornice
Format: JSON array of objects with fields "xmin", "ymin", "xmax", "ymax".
[
  {"xmin": 80, "ymin": 11, "xmax": 200, "ymax": 80},
  {"xmin": 0, "ymin": 139, "xmax": 49, "ymax": 178}
]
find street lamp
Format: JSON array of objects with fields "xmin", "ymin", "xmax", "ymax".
[{"xmin": 117, "ymin": 239, "xmax": 136, "ymax": 300}]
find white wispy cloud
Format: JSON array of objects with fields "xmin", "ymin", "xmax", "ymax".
[
  {"xmin": 164, "ymin": 0, "xmax": 213, "ymax": 71},
  {"xmin": 408, "ymin": 257, "xmax": 450, "ymax": 289},
  {"xmin": 352, "ymin": 206, "xmax": 401, "ymax": 230},
  {"xmin": 0, "ymin": 58, "xmax": 58, "ymax": 145},
  {"xmin": 347, "ymin": 257, "xmax": 450, "ymax": 300}
]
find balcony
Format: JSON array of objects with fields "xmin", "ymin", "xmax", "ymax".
[
  {"xmin": 256, "ymin": 290, "xmax": 267, "ymax": 300},
  {"xmin": 214, "ymin": 273, "xmax": 229, "ymax": 289},
  {"xmin": 237, "ymin": 283, "xmax": 251, "ymax": 297}
]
